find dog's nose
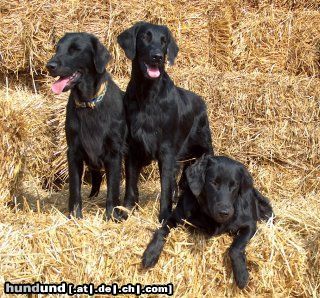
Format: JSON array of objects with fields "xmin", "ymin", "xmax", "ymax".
[
  {"xmin": 151, "ymin": 53, "xmax": 163, "ymax": 63},
  {"xmin": 46, "ymin": 61, "xmax": 58, "ymax": 71},
  {"xmin": 218, "ymin": 210, "xmax": 230, "ymax": 217}
]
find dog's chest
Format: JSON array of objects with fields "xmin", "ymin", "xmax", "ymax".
[
  {"xmin": 80, "ymin": 122, "xmax": 106, "ymax": 167},
  {"xmin": 127, "ymin": 102, "xmax": 163, "ymax": 157},
  {"xmin": 67, "ymin": 108, "xmax": 112, "ymax": 167}
]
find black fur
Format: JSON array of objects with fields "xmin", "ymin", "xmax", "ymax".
[
  {"xmin": 47, "ymin": 33, "xmax": 126, "ymax": 220},
  {"xmin": 117, "ymin": 22, "xmax": 213, "ymax": 222},
  {"xmin": 142, "ymin": 154, "xmax": 273, "ymax": 289}
]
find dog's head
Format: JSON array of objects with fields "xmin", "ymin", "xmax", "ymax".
[
  {"xmin": 117, "ymin": 22, "xmax": 179, "ymax": 80},
  {"xmin": 46, "ymin": 33, "xmax": 111, "ymax": 95},
  {"xmin": 185, "ymin": 155, "xmax": 253, "ymax": 224}
]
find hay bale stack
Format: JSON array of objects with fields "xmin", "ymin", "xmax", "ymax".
[
  {"xmin": 1, "ymin": 1, "xmax": 319, "ymax": 77},
  {"xmin": 0, "ymin": 182, "xmax": 318, "ymax": 296},
  {"xmin": 1, "ymin": 0, "xmax": 318, "ymax": 189},
  {"xmin": 0, "ymin": 0, "xmax": 214, "ymax": 76},
  {"xmin": 0, "ymin": 86, "xmax": 52, "ymax": 201},
  {"xmin": 1, "ymin": 1, "xmax": 320, "ymax": 296}
]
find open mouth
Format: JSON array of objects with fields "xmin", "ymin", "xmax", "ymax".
[
  {"xmin": 51, "ymin": 71, "xmax": 81, "ymax": 95},
  {"xmin": 145, "ymin": 63, "xmax": 161, "ymax": 79}
]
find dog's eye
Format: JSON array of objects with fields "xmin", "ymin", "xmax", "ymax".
[
  {"xmin": 68, "ymin": 46, "xmax": 80, "ymax": 55},
  {"xmin": 211, "ymin": 180, "xmax": 220, "ymax": 187},
  {"xmin": 161, "ymin": 37, "xmax": 167, "ymax": 46},
  {"xmin": 229, "ymin": 181, "xmax": 239, "ymax": 189},
  {"xmin": 142, "ymin": 32, "xmax": 152, "ymax": 42}
]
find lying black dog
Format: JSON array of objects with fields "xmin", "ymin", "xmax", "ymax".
[
  {"xmin": 117, "ymin": 22, "xmax": 213, "ymax": 222},
  {"xmin": 47, "ymin": 33, "xmax": 126, "ymax": 220},
  {"xmin": 142, "ymin": 154, "xmax": 273, "ymax": 289}
]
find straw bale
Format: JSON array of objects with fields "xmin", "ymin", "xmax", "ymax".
[
  {"xmin": 0, "ymin": 180, "xmax": 318, "ymax": 297},
  {"xmin": 287, "ymin": 10, "xmax": 320, "ymax": 76},
  {"xmin": 1, "ymin": 1, "xmax": 319, "ymax": 77},
  {"xmin": 1, "ymin": 1, "xmax": 320, "ymax": 296},
  {"xmin": 171, "ymin": 68, "xmax": 320, "ymax": 190},
  {"xmin": 0, "ymin": 0, "xmax": 108, "ymax": 75},
  {"xmin": 244, "ymin": 0, "xmax": 320, "ymax": 11},
  {"xmin": 231, "ymin": 7, "xmax": 320, "ymax": 76},
  {"xmin": 0, "ymin": 86, "xmax": 53, "ymax": 201},
  {"xmin": 0, "ymin": 0, "xmax": 215, "ymax": 76}
]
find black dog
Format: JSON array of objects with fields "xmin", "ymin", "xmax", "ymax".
[
  {"xmin": 117, "ymin": 22, "xmax": 213, "ymax": 222},
  {"xmin": 47, "ymin": 33, "xmax": 126, "ymax": 220},
  {"xmin": 142, "ymin": 154, "xmax": 273, "ymax": 289}
]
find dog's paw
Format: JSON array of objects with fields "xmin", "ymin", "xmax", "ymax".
[
  {"xmin": 142, "ymin": 233, "xmax": 165, "ymax": 268},
  {"xmin": 88, "ymin": 189, "xmax": 99, "ymax": 198},
  {"xmin": 158, "ymin": 209, "xmax": 171, "ymax": 223},
  {"xmin": 142, "ymin": 245, "xmax": 161, "ymax": 268},
  {"xmin": 233, "ymin": 265, "xmax": 249, "ymax": 289},
  {"xmin": 68, "ymin": 205, "xmax": 83, "ymax": 219},
  {"xmin": 123, "ymin": 200, "xmax": 137, "ymax": 211},
  {"xmin": 75, "ymin": 208, "xmax": 83, "ymax": 219},
  {"xmin": 68, "ymin": 211, "xmax": 83, "ymax": 219},
  {"xmin": 229, "ymin": 249, "xmax": 249, "ymax": 289}
]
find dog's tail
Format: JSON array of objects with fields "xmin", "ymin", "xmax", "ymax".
[
  {"xmin": 89, "ymin": 170, "xmax": 102, "ymax": 198},
  {"xmin": 253, "ymin": 189, "xmax": 274, "ymax": 221}
]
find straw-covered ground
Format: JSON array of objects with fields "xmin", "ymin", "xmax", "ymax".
[{"xmin": 1, "ymin": 0, "xmax": 320, "ymax": 297}]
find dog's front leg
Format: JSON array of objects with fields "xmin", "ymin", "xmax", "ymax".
[
  {"xmin": 228, "ymin": 223, "xmax": 257, "ymax": 289},
  {"xmin": 67, "ymin": 149, "xmax": 84, "ymax": 219},
  {"xmin": 124, "ymin": 152, "xmax": 143, "ymax": 211},
  {"xmin": 105, "ymin": 154, "xmax": 123, "ymax": 221},
  {"xmin": 158, "ymin": 151, "xmax": 175, "ymax": 222},
  {"xmin": 142, "ymin": 200, "xmax": 184, "ymax": 268}
]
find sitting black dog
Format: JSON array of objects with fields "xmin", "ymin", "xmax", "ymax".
[
  {"xmin": 47, "ymin": 33, "xmax": 126, "ymax": 220},
  {"xmin": 142, "ymin": 154, "xmax": 273, "ymax": 289},
  {"xmin": 117, "ymin": 22, "xmax": 213, "ymax": 222}
]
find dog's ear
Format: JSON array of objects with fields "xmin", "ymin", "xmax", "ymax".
[
  {"xmin": 117, "ymin": 22, "xmax": 145, "ymax": 60},
  {"xmin": 165, "ymin": 27, "xmax": 179, "ymax": 65},
  {"xmin": 253, "ymin": 189, "xmax": 274, "ymax": 221},
  {"xmin": 91, "ymin": 35, "xmax": 111, "ymax": 74},
  {"xmin": 239, "ymin": 166, "xmax": 253, "ymax": 195},
  {"xmin": 185, "ymin": 154, "xmax": 210, "ymax": 197}
]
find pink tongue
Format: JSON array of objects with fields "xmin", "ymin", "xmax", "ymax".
[
  {"xmin": 147, "ymin": 66, "xmax": 160, "ymax": 78},
  {"xmin": 51, "ymin": 77, "xmax": 70, "ymax": 95}
]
